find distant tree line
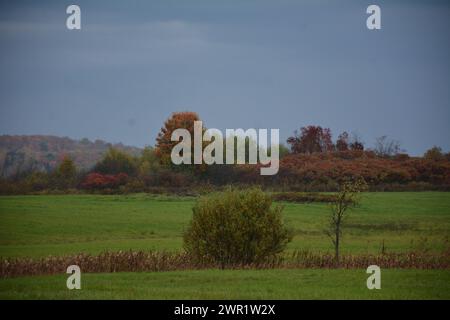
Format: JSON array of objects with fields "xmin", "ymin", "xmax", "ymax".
[{"xmin": 1, "ymin": 112, "xmax": 449, "ymax": 195}]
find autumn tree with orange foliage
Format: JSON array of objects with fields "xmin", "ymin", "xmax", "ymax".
[
  {"xmin": 154, "ymin": 112, "xmax": 211, "ymax": 177},
  {"xmin": 155, "ymin": 112, "xmax": 200, "ymax": 165}
]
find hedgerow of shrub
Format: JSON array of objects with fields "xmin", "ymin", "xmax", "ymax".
[
  {"xmin": 183, "ymin": 188, "xmax": 293, "ymax": 268},
  {"xmin": 271, "ymin": 192, "xmax": 339, "ymax": 203}
]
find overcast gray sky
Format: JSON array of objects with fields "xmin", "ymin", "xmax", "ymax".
[{"xmin": 0, "ymin": 0, "xmax": 449, "ymax": 155}]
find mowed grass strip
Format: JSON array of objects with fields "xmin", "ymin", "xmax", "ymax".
[
  {"xmin": 0, "ymin": 192, "xmax": 449, "ymax": 258},
  {"xmin": 0, "ymin": 269, "xmax": 449, "ymax": 300}
]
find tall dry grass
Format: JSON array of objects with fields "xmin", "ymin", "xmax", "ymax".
[{"xmin": 1, "ymin": 249, "xmax": 449, "ymax": 278}]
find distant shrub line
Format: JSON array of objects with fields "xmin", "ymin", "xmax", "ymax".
[
  {"xmin": 271, "ymin": 192, "xmax": 339, "ymax": 203},
  {"xmin": 1, "ymin": 249, "xmax": 449, "ymax": 278},
  {"xmin": 1, "ymin": 181, "xmax": 449, "ymax": 196},
  {"xmin": 1, "ymin": 146, "xmax": 450, "ymax": 195}
]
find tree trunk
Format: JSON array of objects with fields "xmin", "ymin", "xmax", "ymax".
[{"xmin": 335, "ymin": 224, "xmax": 340, "ymax": 267}]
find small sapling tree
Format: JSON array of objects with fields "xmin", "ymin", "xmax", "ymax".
[{"xmin": 325, "ymin": 178, "xmax": 367, "ymax": 265}]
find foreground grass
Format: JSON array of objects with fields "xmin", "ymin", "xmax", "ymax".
[
  {"xmin": 1, "ymin": 269, "xmax": 449, "ymax": 299},
  {"xmin": 0, "ymin": 192, "xmax": 449, "ymax": 258}
]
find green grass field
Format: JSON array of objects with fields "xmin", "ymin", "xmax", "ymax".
[
  {"xmin": 0, "ymin": 192, "xmax": 449, "ymax": 258},
  {"xmin": 0, "ymin": 192, "xmax": 449, "ymax": 299},
  {"xmin": 1, "ymin": 269, "xmax": 449, "ymax": 299}
]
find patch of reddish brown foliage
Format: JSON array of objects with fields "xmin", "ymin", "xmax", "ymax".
[
  {"xmin": 81, "ymin": 172, "xmax": 128, "ymax": 190},
  {"xmin": 232, "ymin": 151, "xmax": 450, "ymax": 190},
  {"xmin": 278, "ymin": 151, "xmax": 450, "ymax": 186}
]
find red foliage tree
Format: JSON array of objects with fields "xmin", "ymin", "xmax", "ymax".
[{"xmin": 287, "ymin": 126, "xmax": 334, "ymax": 154}]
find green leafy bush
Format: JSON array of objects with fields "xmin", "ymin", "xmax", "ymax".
[{"xmin": 183, "ymin": 188, "xmax": 292, "ymax": 267}]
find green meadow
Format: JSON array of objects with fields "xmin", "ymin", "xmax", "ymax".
[
  {"xmin": 1, "ymin": 269, "xmax": 449, "ymax": 300},
  {"xmin": 0, "ymin": 192, "xmax": 449, "ymax": 258},
  {"xmin": 0, "ymin": 192, "xmax": 449, "ymax": 299}
]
